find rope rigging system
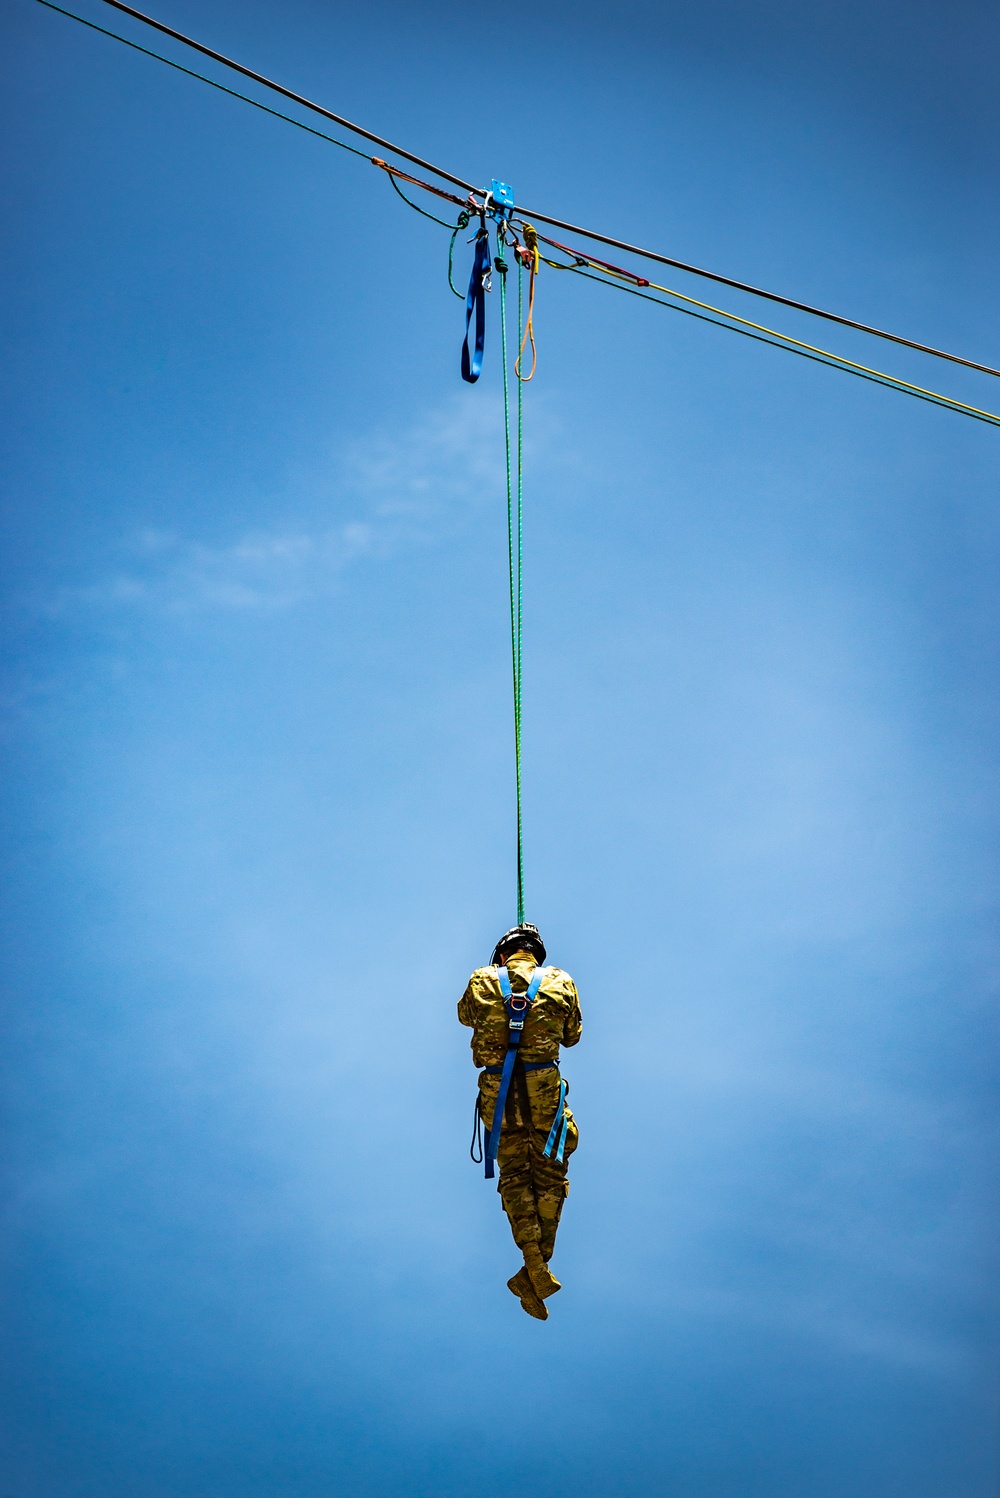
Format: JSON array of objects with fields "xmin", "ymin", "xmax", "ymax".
[
  {"xmin": 28, "ymin": 0, "xmax": 1000, "ymax": 921},
  {"xmin": 35, "ymin": 0, "xmax": 1000, "ymax": 388},
  {"xmin": 461, "ymin": 188, "xmax": 532, "ymax": 921}
]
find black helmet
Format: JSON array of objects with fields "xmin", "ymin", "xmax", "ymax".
[{"xmin": 491, "ymin": 922, "xmax": 546, "ymax": 967}]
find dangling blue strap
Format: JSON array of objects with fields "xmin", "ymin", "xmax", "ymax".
[
  {"xmin": 484, "ymin": 965, "xmax": 543, "ymax": 1178},
  {"xmin": 554, "ymin": 1107, "xmax": 570, "ymax": 1164},
  {"xmin": 461, "ymin": 227, "xmax": 490, "ymax": 384},
  {"xmin": 543, "ymin": 1079, "xmax": 567, "ymax": 1160}
]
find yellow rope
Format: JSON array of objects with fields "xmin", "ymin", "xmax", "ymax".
[
  {"xmin": 568, "ymin": 256, "xmax": 1000, "ymax": 426},
  {"xmin": 515, "ymin": 224, "xmax": 540, "ymax": 382}
]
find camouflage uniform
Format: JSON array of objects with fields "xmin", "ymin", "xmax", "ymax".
[{"xmin": 459, "ymin": 950, "xmax": 581, "ymax": 1267}]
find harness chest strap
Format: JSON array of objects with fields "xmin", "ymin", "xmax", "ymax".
[{"xmin": 484, "ymin": 965, "xmax": 543, "ymax": 1179}]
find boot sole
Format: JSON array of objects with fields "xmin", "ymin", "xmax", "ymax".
[{"xmin": 507, "ymin": 1270, "xmax": 549, "ymax": 1320}]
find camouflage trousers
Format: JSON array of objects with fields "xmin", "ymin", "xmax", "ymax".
[{"xmin": 478, "ymin": 1062, "xmax": 579, "ymax": 1262}]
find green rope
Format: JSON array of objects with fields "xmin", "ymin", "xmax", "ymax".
[
  {"xmin": 31, "ymin": 0, "xmax": 374, "ymax": 160},
  {"xmin": 448, "ymin": 213, "xmax": 472, "ymax": 299},
  {"xmin": 499, "ymin": 248, "xmax": 525, "ymax": 926},
  {"xmin": 383, "ymin": 168, "xmax": 461, "ymax": 228},
  {"xmin": 515, "ymin": 257, "xmax": 525, "ymax": 924}
]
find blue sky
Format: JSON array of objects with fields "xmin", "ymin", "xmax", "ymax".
[{"xmin": 2, "ymin": 1, "xmax": 999, "ymax": 1494}]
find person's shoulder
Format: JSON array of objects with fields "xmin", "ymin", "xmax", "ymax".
[
  {"xmin": 541, "ymin": 965, "xmax": 576, "ymax": 991},
  {"xmin": 467, "ymin": 965, "xmax": 500, "ymax": 990}
]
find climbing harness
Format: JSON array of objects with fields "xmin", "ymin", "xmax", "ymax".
[
  {"xmin": 483, "ymin": 964, "xmax": 544, "ymax": 1178},
  {"xmin": 471, "ymin": 952, "xmax": 569, "ymax": 1176},
  {"xmin": 470, "ymin": 1058, "xmax": 556, "ymax": 1163}
]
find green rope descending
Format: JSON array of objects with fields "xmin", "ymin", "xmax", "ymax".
[
  {"xmin": 515, "ymin": 261, "xmax": 525, "ymax": 921},
  {"xmin": 499, "ymin": 255, "xmax": 525, "ymax": 925}
]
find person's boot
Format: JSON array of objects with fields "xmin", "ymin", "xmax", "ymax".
[
  {"xmin": 507, "ymin": 1267, "xmax": 548, "ymax": 1320},
  {"xmin": 523, "ymin": 1242, "xmax": 561, "ymax": 1299}
]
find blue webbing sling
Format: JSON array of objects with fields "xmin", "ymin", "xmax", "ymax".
[
  {"xmin": 483, "ymin": 965, "xmax": 543, "ymax": 1179},
  {"xmin": 461, "ymin": 226, "xmax": 490, "ymax": 384},
  {"xmin": 543, "ymin": 1078, "xmax": 570, "ymax": 1164}
]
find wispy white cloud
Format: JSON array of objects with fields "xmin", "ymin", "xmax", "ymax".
[{"xmin": 40, "ymin": 394, "xmax": 508, "ymax": 617}]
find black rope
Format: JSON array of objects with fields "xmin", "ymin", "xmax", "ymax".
[
  {"xmin": 469, "ymin": 1094, "xmax": 484, "ymax": 1164},
  {"xmin": 93, "ymin": 0, "xmax": 475, "ymax": 190},
  {"xmin": 84, "ymin": 0, "xmax": 1000, "ymax": 381},
  {"xmin": 34, "ymin": 0, "xmax": 1000, "ymax": 383}
]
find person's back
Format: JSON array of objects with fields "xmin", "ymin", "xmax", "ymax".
[{"xmin": 459, "ymin": 923, "xmax": 582, "ymax": 1320}]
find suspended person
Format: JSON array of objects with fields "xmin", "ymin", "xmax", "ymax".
[{"xmin": 459, "ymin": 923, "xmax": 582, "ymax": 1320}]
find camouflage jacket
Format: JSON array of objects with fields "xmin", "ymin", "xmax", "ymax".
[{"xmin": 458, "ymin": 950, "xmax": 582, "ymax": 1068}]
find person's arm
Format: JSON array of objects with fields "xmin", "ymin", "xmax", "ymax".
[
  {"xmin": 457, "ymin": 976, "xmax": 476, "ymax": 1028},
  {"xmin": 562, "ymin": 978, "xmax": 582, "ymax": 1047}
]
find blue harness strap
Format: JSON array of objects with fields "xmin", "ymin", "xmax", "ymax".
[
  {"xmin": 461, "ymin": 226, "xmax": 490, "ymax": 384},
  {"xmin": 484, "ymin": 965, "xmax": 543, "ymax": 1179}
]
